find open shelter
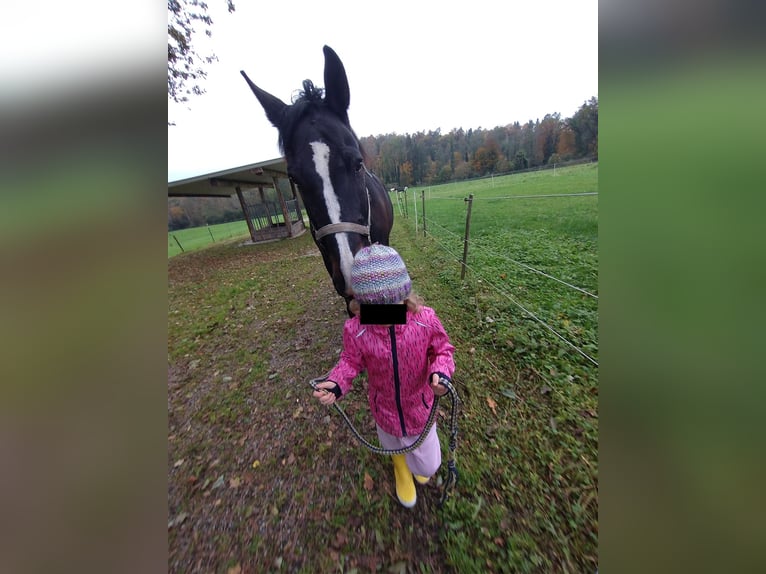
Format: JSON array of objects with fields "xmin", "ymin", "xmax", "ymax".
[{"xmin": 168, "ymin": 157, "xmax": 306, "ymax": 243}]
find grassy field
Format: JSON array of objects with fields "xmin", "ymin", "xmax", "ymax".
[
  {"xmin": 168, "ymin": 164, "xmax": 598, "ymax": 572},
  {"xmin": 409, "ymin": 163, "xmax": 598, "ymax": 375},
  {"xmin": 168, "ymin": 220, "xmax": 252, "ymax": 257}
]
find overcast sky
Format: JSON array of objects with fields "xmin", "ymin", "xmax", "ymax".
[{"xmin": 167, "ymin": 0, "xmax": 597, "ymax": 182}]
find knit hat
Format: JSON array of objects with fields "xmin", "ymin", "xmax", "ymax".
[{"xmin": 351, "ymin": 245, "xmax": 412, "ymax": 304}]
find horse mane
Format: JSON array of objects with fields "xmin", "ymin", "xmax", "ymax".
[{"xmin": 277, "ymin": 79, "xmax": 365, "ymax": 161}]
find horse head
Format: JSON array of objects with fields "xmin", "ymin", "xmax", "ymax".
[{"xmin": 241, "ymin": 46, "xmax": 393, "ymax": 309}]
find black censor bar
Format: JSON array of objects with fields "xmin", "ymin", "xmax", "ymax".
[{"xmin": 359, "ymin": 304, "xmax": 407, "ymax": 325}]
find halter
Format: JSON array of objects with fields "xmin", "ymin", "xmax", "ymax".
[{"xmin": 311, "ymin": 167, "xmax": 373, "ymax": 242}]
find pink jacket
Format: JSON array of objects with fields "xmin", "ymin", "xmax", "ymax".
[{"xmin": 326, "ymin": 306, "xmax": 455, "ymax": 437}]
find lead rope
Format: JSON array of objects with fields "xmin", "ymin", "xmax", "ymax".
[{"xmin": 309, "ymin": 374, "xmax": 460, "ymax": 507}]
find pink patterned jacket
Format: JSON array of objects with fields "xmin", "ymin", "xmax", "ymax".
[{"xmin": 326, "ymin": 306, "xmax": 455, "ymax": 437}]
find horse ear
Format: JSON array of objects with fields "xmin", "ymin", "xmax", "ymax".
[
  {"xmin": 240, "ymin": 70, "xmax": 287, "ymax": 128},
  {"xmin": 322, "ymin": 45, "xmax": 350, "ymax": 121}
]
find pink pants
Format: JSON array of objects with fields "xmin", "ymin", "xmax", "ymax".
[{"xmin": 376, "ymin": 423, "xmax": 442, "ymax": 477}]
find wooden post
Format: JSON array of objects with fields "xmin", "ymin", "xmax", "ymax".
[
  {"xmin": 289, "ymin": 178, "xmax": 305, "ymax": 230},
  {"xmin": 236, "ymin": 186, "xmax": 257, "ymax": 242},
  {"xmin": 403, "ymin": 190, "xmax": 408, "ymax": 218},
  {"xmin": 412, "ymin": 188, "xmax": 418, "ymax": 235},
  {"xmin": 421, "ymin": 189, "xmax": 426, "ymax": 237},
  {"xmin": 273, "ymin": 176, "xmax": 293, "ymax": 237},
  {"xmin": 172, "ymin": 234, "xmax": 184, "ymax": 253},
  {"xmin": 461, "ymin": 194, "xmax": 474, "ymax": 280}
]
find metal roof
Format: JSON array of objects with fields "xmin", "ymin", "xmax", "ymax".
[{"xmin": 167, "ymin": 157, "xmax": 289, "ymax": 197}]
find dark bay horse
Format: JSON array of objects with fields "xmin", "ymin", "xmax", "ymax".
[{"xmin": 241, "ymin": 46, "xmax": 394, "ymax": 311}]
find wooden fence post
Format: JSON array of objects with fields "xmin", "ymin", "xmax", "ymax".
[
  {"xmin": 412, "ymin": 189, "xmax": 418, "ymax": 235},
  {"xmin": 461, "ymin": 194, "xmax": 474, "ymax": 280},
  {"xmin": 236, "ymin": 186, "xmax": 258, "ymax": 242},
  {"xmin": 421, "ymin": 189, "xmax": 426, "ymax": 237},
  {"xmin": 172, "ymin": 234, "xmax": 184, "ymax": 253}
]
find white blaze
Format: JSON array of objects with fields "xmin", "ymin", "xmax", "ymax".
[{"xmin": 310, "ymin": 141, "xmax": 355, "ymax": 292}]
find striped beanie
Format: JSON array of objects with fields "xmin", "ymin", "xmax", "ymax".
[{"xmin": 351, "ymin": 245, "xmax": 412, "ymax": 305}]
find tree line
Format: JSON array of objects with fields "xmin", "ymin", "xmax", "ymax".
[
  {"xmin": 362, "ymin": 96, "xmax": 597, "ymax": 187},
  {"xmin": 168, "ymin": 97, "xmax": 597, "ymax": 230}
]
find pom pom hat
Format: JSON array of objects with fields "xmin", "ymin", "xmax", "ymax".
[{"xmin": 351, "ymin": 245, "xmax": 412, "ymax": 304}]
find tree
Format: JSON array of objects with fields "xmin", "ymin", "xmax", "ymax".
[
  {"xmin": 556, "ymin": 127, "xmax": 577, "ymax": 160},
  {"xmin": 168, "ymin": 0, "xmax": 235, "ymax": 105},
  {"xmin": 472, "ymin": 137, "xmax": 501, "ymax": 175},
  {"xmin": 513, "ymin": 150, "xmax": 529, "ymax": 171},
  {"xmin": 400, "ymin": 161, "xmax": 414, "ymax": 186},
  {"xmin": 569, "ymin": 97, "xmax": 598, "ymax": 158},
  {"xmin": 534, "ymin": 113, "xmax": 561, "ymax": 166}
]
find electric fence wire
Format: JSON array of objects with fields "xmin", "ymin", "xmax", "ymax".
[
  {"xmin": 425, "ymin": 217, "xmax": 597, "ymax": 299},
  {"xmin": 419, "ymin": 219, "xmax": 598, "ymax": 367},
  {"xmin": 427, "ymin": 191, "xmax": 598, "ymax": 201},
  {"xmin": 414, "ymin": 222, "xmax": 599, "ymax": 425}
]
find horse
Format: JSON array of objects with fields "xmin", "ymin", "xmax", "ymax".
[{"xmin": 241, "ymin": 45, "xmax": 394, "ymax": 313}]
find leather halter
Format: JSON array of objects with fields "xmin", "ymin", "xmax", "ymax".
[
  {"xmin": 311, "ymin": 167, "xmax": 373, "ymax": 242},
  {"xmin": 314, "ymin": 221, "xmax": 370, "ymax": 240}
]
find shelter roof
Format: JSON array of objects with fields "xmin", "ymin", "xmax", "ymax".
[{"xmin": 168, "ymin": 157, "xmax": 289, "ymax": 197}]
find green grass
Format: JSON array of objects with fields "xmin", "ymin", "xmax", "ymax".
[
  {"xmin": 409, "ymin": 164, "xmax": 598, "ymax": 370},
  {"xmin": 398, "ymin": 163, "xmax": 598, "ymax": 570},
  {"xmin": 167, "ymin": 220, "xmax": 252, "ymax": 257},
  {"xmin": 168, "ymin": 163, "xmax": 598, "ymax": 572},
  {"xmin": 168, "ymin": 214, "xmax": 307, "ymax": 257}
]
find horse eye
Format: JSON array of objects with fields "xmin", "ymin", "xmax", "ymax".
[{"xmin": 354, "ymin": 159, "xmax": 363, "ymax": 173}]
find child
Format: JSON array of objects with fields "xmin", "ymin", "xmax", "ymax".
[{"xmin": 312, "ymin": 244, "xmax": 456, "ymax": 508}]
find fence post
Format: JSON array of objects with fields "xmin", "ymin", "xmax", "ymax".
[
  {"xmin": 414, "ymin": 189, "xmax": 419, "ymax": 235},
  {"xmin": 403, "ymin": 190, "xmax": 408, "ymax": 218},
  {"xmin": 421, "ymin": 189, "xmax": 426, "ymax": 237},
  {"xmin": 207, "ymin": 224, "xmax": 215, "ymax": 243},
  {"xmin": 172, "ymin": 234, "xmax": 184, "ymax": 253},
  {"xmin": 461, "ymin": 194, "xmax": 474, "ymax": 280}
]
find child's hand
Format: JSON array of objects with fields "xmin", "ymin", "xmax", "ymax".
[
  {"xmin": 430, "ymin": 373, "xmax": 449, "ymax": 396},
  {"xmin": 313, "ymin": 381, "xmax": 340, "ymax": 405}
]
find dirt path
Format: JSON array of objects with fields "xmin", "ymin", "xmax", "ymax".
[{"xmin": 168, "ymin": 233, "xmax": 449, "ymax": 573}]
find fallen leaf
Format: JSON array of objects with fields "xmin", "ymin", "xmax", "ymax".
[
  {"xmin": 229, "ymin": 476, "xmax": 241, "ymax": 488},
  {"xmin": 252, "ymin": 460, "xmax": 261, "ymax": 469},
  {"xmin": 173, "ymin": 459, "xmax": 184, "ymax": 468},
  {"xmin": 332, "ymin": 529, "xmax": 347, "ymax": 549},
  {"xmin": 227, "ymin": 564, "xmax": 241, "ymax": 574},
  {"xmin": 486, "ymin": 396, "xmax": 497, "ymax": 415},
  {"xmin": 211, "ymin": 475, "xmax": 225, "ymax": 490},
  {"xmin": 363, "ymin": 472, "xmax": 374, "ymax": 491},
  {"xmin": 167, "ymin": 512, "xmax": 188, "ymax": 529}
]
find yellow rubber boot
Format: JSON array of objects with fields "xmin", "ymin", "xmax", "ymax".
[
  {"xmin": 414, "ymin": 474, "xmax": 430, "ymax": 485},
  {"xmin": 392, "ymin": 454, "xmax": 416, "ymax": 508}
]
